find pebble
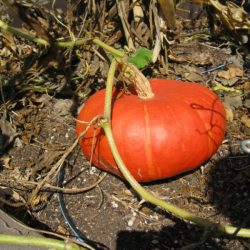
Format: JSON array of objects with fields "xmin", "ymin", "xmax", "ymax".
[
  {"xmin": 152, "ymin": 239, "xmax": 159, "ymax": 244},
  {"xmin": 90, "ymin": 167, "xmax": 97, "ymax": 174},
  {"xmin": 111, "ymin": 201, "xmax": 118, "ymax": 208},
  {"xmin": 127, "ymin": 216, "xmax": 136, "ymax": 227}
]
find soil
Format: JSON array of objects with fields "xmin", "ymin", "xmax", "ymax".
[
  {"xmin": 1, "ymin": 76, "xmax": 249, "ymax": 249},
  {"xmin": 0, "ymin": 2, "xmax": 250, "ymax": 250}
]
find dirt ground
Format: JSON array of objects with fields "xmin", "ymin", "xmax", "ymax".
[
  {"xmin": 1, "ymin": 62, "xmax": 250, "ymax": 249},
  {"xmin": 0, "ymin": 2, "xmax": 250, "ymax": 249}
]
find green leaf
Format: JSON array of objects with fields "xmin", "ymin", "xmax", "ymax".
[{"xmin": 128, "ymin": 48, "xmax": 153, "ymax": 69}]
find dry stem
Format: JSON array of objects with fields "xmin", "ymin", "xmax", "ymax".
[
  {"xmin": 29, "ymin": 115, "xmax": 101, "ymax": 207},
  {"xmin": 0, "ymin": 210, "xmax": 94, "ymax": 250},
  {"xmin": 120, "ymin": 62, "xmax": 154, "ymax": 99},
  {"xmin": 116, "ymin": 0, "xmax": 135, "ymax": 50}
]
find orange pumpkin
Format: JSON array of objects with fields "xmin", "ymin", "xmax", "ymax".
[{"xmin": 76, "ymin": 79, "xmax": 226, "ymax": 182}]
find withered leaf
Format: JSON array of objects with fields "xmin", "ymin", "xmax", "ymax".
[
  {"xmin": 0, "ymin": 117, "xmax": 17, "ymax": 153},
  {"xmin": 225, "ymin": 107, "xmax": 234, "ymax": 122},
  {"xmin": 224, "ymin": 93, "xmax": 242, "ymax": 109},
  {"xmin": 241, "ymin": 114, "xmax": 250, "ymax": 128},
  {"xmin": 218, "ymin": 66, "xmax": 243, "ymax": 80}
]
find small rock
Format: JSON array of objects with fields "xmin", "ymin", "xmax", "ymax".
[
  {"xmin": 152, "ymin": 239, "xmax": 159, "ymax": 244},
  {"xmin": 111, "ymin": 201, "xmax": 118, "ymax": 208},
  {"xmin": 127, "ymin": 216, "xmax": 136, "ymax": 227}
]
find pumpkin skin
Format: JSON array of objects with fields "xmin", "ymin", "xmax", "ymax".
[{"xmin": 76, "ymin": 79, "xmax": 226, "ymax": 182}]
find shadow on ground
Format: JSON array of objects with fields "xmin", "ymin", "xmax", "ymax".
[
  {"xmin": 116, "ymin": 152, "xmax": 250, "ymax": 250},
  {"xmin": 207, "ymin": 152, "xmax": 250, "ymax": 228},
  {"xmin": 116, "ymin": 220, "xmax": 227, "ymax": 250}
]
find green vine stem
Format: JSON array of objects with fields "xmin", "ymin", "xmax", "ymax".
[
  {"xmin": 103, "ymin": 60, "xmax": 118, "ymax": 119},
  {"xmin": 92, "ymin": 38, "xmax": 124, "ymax": 58},
  {"xmin": 100, "ymin": 59, "xmax": 250, "ymax": 238},
  {"xmin": 0, "ymin": 19, "xmax": 124, "ymax": 58},
  {"xmin": 0, "ymin": 234, "xmax": 86, "ymax": 250},
  {"xmin": 212, "ymin": 83, "xmax": 242, "ymax": 94},
  {"xmin": 0, "ymin": 20, "xmax": 49, "ymax": 46}
]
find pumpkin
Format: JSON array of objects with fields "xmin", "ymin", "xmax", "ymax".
[{"xmin": 76, "ymin": 79, "xmax": 226, "ymax": 182}]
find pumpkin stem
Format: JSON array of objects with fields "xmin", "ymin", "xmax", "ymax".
[{"xmin": 120, "ymin": 62, "xmax": 155, "ymax": 99}]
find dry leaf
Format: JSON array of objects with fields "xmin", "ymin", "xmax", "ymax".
[
  {"xmin": 31, "ymin": 195, "xmax": 42, "ymax": 206},
  {"xmin": 2, "ymin": 31, "xmax": 16, "ymax": 53},
  {"xmin": 225, "ymin": 107, "xmax": 234, "ymax": 122},
  {"xmin": 242, "ymin": 82, "xmax": 250, "ymax": 92},
  {"xmin": 56, "ymin": 225, "xmax": 70, "ymax": 235},
  {"xmin": 0, "ymin": 187, "xmax": 25, "ymax": 203},
  {"xmin": 176, "ymin": 65, "xmax": 203, "ymax": 82},
  {"xmin": 12, "ymin": 190, "xmax": 26, "ymax": 203},
  {"xmin": 0, "ymin": 117, "xmax": 17, "ymax": 153},
  {"xmin": 169, "ymin": 48, "xmax": 214, "ymax": 66},
  {"xmin": 169, "ymin": 52, "xmax": 190, "ymax": 63},
  {"xmin": 218, "ymin": 66, "xmax": 243, "ymax": 80},
  {"xmin": 0, "ymin": 155, "xmax": 12, "ymax": 169},
  {"xmin": 241, "ymin": 114, "xmax": 250, "ymax": 128},
  {"xmin": 191, "ymin": 52, "xmax": 214, "ymax": 66},
  {"xmin": 219, "ymin": 77, "xmax": 239, "ymax": 86},
  {"xmin": 224, "ymin": 94, "xmax": 242, "ymax": 109},
  {"xmin": 209, "ymin": 0, "xmax": 250, "ymax": 30},
  {"xmin": 184, "ymin": 72, "xmax": 203, "ymax": 82},
  {"xmin": 31, "ymin": 193, "xmax": 48, "ymax": 206},
  {"xmin": 244, "ymin": 98, "xmax": 250, "ymax": 109}
]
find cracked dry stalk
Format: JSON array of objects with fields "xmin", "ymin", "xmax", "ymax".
[
  {"xmin": 119, "ymin": 62, "xmax": 154, "ymax": 99},
  {"xmin": 116, "ymin": 0, "xmax": 135, "ymax": 50},
  {"xmin": 132, "ymin": 0, "xmax": 144, "ymax": 23},
  {"xmin": 158, "ymin": 0, "xmax": 176, "ymax": 30}
]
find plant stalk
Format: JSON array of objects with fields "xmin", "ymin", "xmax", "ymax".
[
  {"xmin": 0, "ymin": 234, "xmax": 85, "ymax": 250},
  {"xmin": 0, "ymin": 20, "xmax": 49, "ymax": 46},
  {"xmin": 103, "ymin": 60, "xmax": 118, "ymax": 119},
  {"xmin": 92, "ymin": 38, "xmax": 124, "ymax": 58},
  {"xmin": 0, "ymin": 19, "xmax": 124, "ymax": 58}
]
